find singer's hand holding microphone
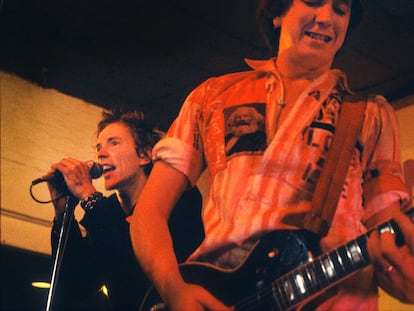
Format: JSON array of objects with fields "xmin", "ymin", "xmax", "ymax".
[{"xmin": 33, "ymin": 158, "xmax": 103, "ymax": 216}]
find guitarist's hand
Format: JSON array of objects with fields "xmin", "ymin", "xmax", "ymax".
[
  {"xmin": 166, "ymin": 283, "xmax": 232, "ymax": 311},
  {"xmin": 367, "ymin": 211, "xmax": 414, "ymax": 304}
]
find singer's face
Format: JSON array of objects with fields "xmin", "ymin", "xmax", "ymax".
[{"xmin": 96, "ymin": 122, "xmax": 150, "ymax": 191}]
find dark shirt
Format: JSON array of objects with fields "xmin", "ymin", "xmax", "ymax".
[{"xmin": 51, "ymin": 187, "xmax": 204, "ymax": 311}]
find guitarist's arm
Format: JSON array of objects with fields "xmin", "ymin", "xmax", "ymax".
[
  {"xmin": 130, "ymin": 161, "xmax": 230, "ymax": 311},
  {"xmin": 361, "ymin": 96, "xmax": 414, "ymax": 304},
  {"xmin": 367, "ymin": 211, "xmax": 414, "ymax": 303}
]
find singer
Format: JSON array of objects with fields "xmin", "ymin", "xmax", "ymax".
[{"xmin": 45, "ymin": 110, "xmax": 204, "ymax": 310}]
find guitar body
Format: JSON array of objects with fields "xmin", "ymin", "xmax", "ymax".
[
  {"xmin": 140, "ymin": 230, "xmax": 321, "ymax": 311},
  {"xmin": 140, "ymin": 207, "xmax": 414, "ymax": 311}
]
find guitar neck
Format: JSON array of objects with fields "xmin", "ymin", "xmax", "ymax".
[
  {"xmin": 271, "ymin": 233, "xmax": 370, "ymax": 310},
  {"xmin": 236, "ymin": 207, "xmax": 414, "ymax": 311}
]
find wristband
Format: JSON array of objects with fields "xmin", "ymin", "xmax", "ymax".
[{"xmin": 80, "ymin": 192, "xmax": 103, "ymax": 212}]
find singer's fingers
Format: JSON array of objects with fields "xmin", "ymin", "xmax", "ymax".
[
  {"xmin": 49, "ymin": 158, "xmax": 70, "ymax": 173},
  {"xmin": 44, "ymin": 158, "xmax": 71, "ymax": 177},
  {"xmin": 47, "ymin": 159, "xmax": 100, "ymax": 183},
  {"xmin": 60, "ymin": 158, "xmax": 84, "ymax": 170},
  {"xmin": 63, "ymin": 159, "xmax": 94, "ymax": 182},
  {"xmin": 47, "ymin": 158, "xmax": 95, "ymax": 195},
  {"xmin": 51, "ymin": 158, "xmax": 86, "ymax": 175}
]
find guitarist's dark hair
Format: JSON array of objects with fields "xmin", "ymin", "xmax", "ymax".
[{"xmin": 256, "ymin": 0, "xmax": 363, "ymax": 55}]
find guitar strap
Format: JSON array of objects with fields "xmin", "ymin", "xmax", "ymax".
[{"xmin": 303, "ymin": 93, "xmax": 367, "ymax": 237}]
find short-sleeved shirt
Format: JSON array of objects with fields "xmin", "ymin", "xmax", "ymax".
[{"xmin": 153, "ymin": 58, "xmax": 409, "ymax": 310}]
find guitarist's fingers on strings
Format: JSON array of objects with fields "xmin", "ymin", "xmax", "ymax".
[
  {"xmin": 368, "ymin": 212, "xmax": 414, "ymax": 273},
  {"xmin": 372, "ymin": 214, "xmax": 414, "ymax": 303},
  {"xmin": 393, "ymin": 212, "xmax": 414, "ymax": 253},
  {"xmin": 367, "ymin": 230, "xmax": 397, "ymax": 273}
]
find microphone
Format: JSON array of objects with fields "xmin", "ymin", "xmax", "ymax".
[{"xmin": 31, "ymin": 161, "xmax": 103, "ymax": 186}]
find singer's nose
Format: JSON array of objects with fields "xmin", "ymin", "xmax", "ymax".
[{"xmin": 97, "ymin": 144, "xmax": 109, "ymax": 160}]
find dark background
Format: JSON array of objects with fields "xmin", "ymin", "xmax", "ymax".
[
  {"xmin": 1, "ymin": 0, "xmax": 414, "ymax": 130},
  {"xmin": 1, "ymin": 0, "xmax": 414, "ymax": 309}
]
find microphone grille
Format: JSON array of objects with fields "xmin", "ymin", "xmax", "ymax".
[{"xmin": 87, "ymin": 161, "xmax": 103, "ymax": 179}]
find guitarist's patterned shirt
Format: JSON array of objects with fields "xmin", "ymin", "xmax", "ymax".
[{"xmin": 153, "ymin": 58, "xmax": 410, "ymax": 310}]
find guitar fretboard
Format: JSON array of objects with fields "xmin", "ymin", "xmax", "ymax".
[
  {"xmin": 235, "ymin": 208, "xmax": 414, "ymax": 311},
  {"xmin": 272, "ymin": 233, "xmax": 369, "ymax": 310}
]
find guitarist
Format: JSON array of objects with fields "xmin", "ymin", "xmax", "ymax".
[{"xmin": 130, "ymin": 0, "xmax": 414, "ymax": 310}]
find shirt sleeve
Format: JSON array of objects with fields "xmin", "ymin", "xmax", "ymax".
[
  {"xmin": 361, "ymin": 95, "xmax": 410, "ymax": 227},
  {"xmin": 152, "ymin": 79, "xmax": 212, "ymax": 186}
]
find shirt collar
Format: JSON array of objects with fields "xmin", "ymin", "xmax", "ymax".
[
  {"xmin": 244, "ymin": 57, "xmax": 353, "ymax": 94},
  {"xmin": 244, "ymin": 58, "xmax": 277, "ymax": 71}
]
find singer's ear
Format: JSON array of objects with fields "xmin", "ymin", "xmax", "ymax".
[
  {"xmin": 137, "ymin": 147, "xmax": 152, "ymax": 163},
  {"xmin": 138, "ymin": 148, "xmax": 153, "ymax": 176},
  {"xmin": 138, "ymin": 156, "xmax": 151, "ymax": 166}
]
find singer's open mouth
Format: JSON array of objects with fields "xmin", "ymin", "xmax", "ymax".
[{"xmin": 101, "ymin": 164, "xmax": 115, "ymax": 173}]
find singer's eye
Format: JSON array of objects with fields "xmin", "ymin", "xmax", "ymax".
[{"xmin": 107, "ymin": 137, "xmax": 121, "ymax": 146}]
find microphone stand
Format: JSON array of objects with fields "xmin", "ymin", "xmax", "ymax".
[{"xmin": 46, "ymin": 195, "xmax": 77, "ymax": 311}]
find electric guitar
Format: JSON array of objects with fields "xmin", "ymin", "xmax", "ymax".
[{"xmin": 140, "ymin": 208, "xmax": 414, "ymax": 311}]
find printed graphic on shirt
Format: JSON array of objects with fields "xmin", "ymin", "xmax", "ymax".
[
  {"xmin": 300, "ymin": 93, "xmax": 342, "ymax": 193},
  {"xmin": 224, "ymin": 103, "xmax": 267, "ymax": 157},
  {"xmin": 193, "ymin": 108, "xmax": 203, "ymax": 151}
]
